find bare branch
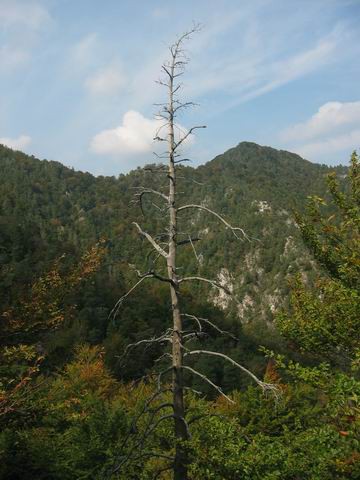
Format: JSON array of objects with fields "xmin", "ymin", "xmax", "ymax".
[
  {"xmin": 151, "ymin": 270, "xmax": 175, "ymax": 284},
  {"xmin": 174, "ymin": 158, "xmax": 192, "ymax": 164},
  {"xmin": 174, "ymin": 126, "xmax": 206, "ymax": 150},
  {"xmin": 177, "ymin": 204, "xmax": 249, "ymax": 240},
  {"xmin": 133, "ymin": 222, "xmax": 168, "ymax": 258},
  {"xmin": 148, "ymin": 402, "xmax": 174, "ymax": 414},
  {"xmin": 177, "ymin": 237, "xmax": 201, "ymax": 246},
  {"xmin": 183, "ymin": 332, "xmax": 209, "ymax": 343},
  {"xmin": 133, "ymin": 188, "xmax": 169, "ymax": 216},
  {"xmin": 130, "ymin": 266, "xmax": 173, "ymax": 285},
  {"xmin": 181, "ymin": 313, "xmax": 202, "ymax": 332},
  {"xmin": 107, "ymin": 385, "xmax": 174, "ymax": 477},
  {"xmin": 181, "ymin": 313, "xmax": 238, "ymax": 341},
  {"xmin": 173, "ymin": 83, "xmax": 182, "ymax": 95},
  {"xmin": 188, "ymin": 235, "xmax": 200, "ymax": 263},
  {"xmin": 118, "ymin": 331, "xmax": 173, "ymax": 366},
  {"xmin": 156, "ymin": 79, "xmax": 169, "ymax": 87},
  {"xmin": 185, "ymin": 350, "xmax": 279, "ymax": 395},
  {"xmin": 179, "ymin": 276, "xmax": 232, "ymax": 295},
  {"xmin": 183, "ymin": 386, "xmax": 202, "ymax": 395},
  {"xmin": 135, "ymin": 188, "xmax": 169, "ymax": 202},
  {"xmin": 154, "ymin": 352, "xmax": 172, "ymax": 365},
  {"xmin": 152, "ymin": 152, "xmax": 171, "ymax": 161},
  {"xmin": 176, "ymin": 176, "xmax": 205, "ymax": 186},
  {"xmin": 162, "ymin": 64, "xmax": 172, "ymax": 78},
  {"xmin": 109, "ymin": 275, "xmax": 152, "ymax": 320},
  {"xmin": 157, "ymin": 366, "xmax": 173, "ymax": 391},
  {"xmin": 173, "ymin": 101, "xmax": 198, "ymax": 114},
  {"xmin": 182, "ymin": 365, "xmax": 235, "ymax": 404},
  {"xmin": 144, "ymin": 165, "xmax": 167, "ymax": 174},
  {"xmin": 150, "ymin": 201, "xmax": 167, "ymax": 214}
]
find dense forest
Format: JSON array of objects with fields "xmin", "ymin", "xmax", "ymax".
[{"xmin": 0, "ymin": 141, "xmax": 359, "ymax": 479}]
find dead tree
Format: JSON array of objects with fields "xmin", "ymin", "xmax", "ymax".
[{"xmin": 109, "ymin": 26, "xmax": 277, "ymax": 480}]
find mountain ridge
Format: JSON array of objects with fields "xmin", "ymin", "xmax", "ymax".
[
  {"xmin": 0, "ymin": 140, "xmax": 346, "ymax": 179},
  {"xmin": 0, "ymin": 141, "xmax": 346, "ymax": 362}
]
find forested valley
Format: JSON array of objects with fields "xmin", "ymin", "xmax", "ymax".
[{"xmin": 1, "ymin": 137, "xmax": 359, "ymax": 479}]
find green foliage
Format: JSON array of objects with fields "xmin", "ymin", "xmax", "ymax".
[
  {"xmin": 295, "ymin": 151, "xmax": 360, "ymax": 289},
  {"xmin": 278, "ymin": 152, "xmax": 360, "ymax": 367},
  {"xmin": 187, "ymin": 381, "xmax": 359, "ymax": 479},
  {"xmin": 0, "ymin": 243, "xmax": 106, "ymax": 427},
  {"xmin": 277, "ymin": 277, "xmax": 360, "ymax": 363},
  {"xmin": 0, "ymin": 346, "xmax": 129, "ymax": 480},
  {"xmin": 1, "ymin": 347, "xmax": 359, "ymax": 479},
  {"xmin": 261, "ymin": 151, "xmax": 360, "ymax": 479}
]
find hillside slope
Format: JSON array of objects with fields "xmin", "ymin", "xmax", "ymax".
[{"xmin": 0, "ymin": 142, "xmax": 345, "ymax": 346}]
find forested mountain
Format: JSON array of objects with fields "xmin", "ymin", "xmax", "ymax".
[
  {"xmin": 0, "ymin": 142, "xmax": 342, "ymax": 308},
  {"xmin": 0, "ymin": 141, "xmax": 345, "ymax": 365},
  {"xmin": 2, "ymin": 142, "xmax": 360, "ymax": 480}
]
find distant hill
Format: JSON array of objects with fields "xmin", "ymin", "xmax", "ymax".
[{"xmin": 0, "ymin": 141, "xmax": 346, "ymax": 360}]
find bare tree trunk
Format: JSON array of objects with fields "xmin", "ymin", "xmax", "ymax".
[{"xmin": 167, "ymin": 55, "xmax": 189, "ymax": 479}]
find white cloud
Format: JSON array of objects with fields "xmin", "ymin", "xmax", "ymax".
[
  {"xmin": 0, "ymin": 0, "xmax": 51, "ymax": 72},
  {"xmin": 0, "ymin": 134, "xmax": 31, "ymax": 150},
  {"xmin": 90, "ymin": 110, "xmax": 158, "ymax": 155},
  {"xmin": 151, "ymin": 7, "xmax": 169, "ymax": 19},
  {"xmin": 281, "ymin": 101, "xmax": 360, "ymax": 142},
  {"xmin": 90, "ymin": 110, "xmax": 193, "ymax": 157},
  {"xmin": 0, "ymin": 45, "xmax": 30, "ymax": 70},
  {"xmin": 297, "ymin": 129, "xmax": 360, "ymax": 159},
  {"xmin": 85, "ymin": 65, "xmax": 127, "ymax": 95},
  {"xmin": 0, "ymin": 0, "xmax": 50, "ymax": 29},
  {"xmin": 280, "ymin": 101, "xmax": 360, "ymax": 162},
  {"xmin": 69, "ymin": 33, "xmax": 98, "ymax": 69}
]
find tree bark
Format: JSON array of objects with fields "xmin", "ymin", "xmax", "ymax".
[{"xmin": 167, "ymin": 51, "xmax": 189, "ymax": 480}]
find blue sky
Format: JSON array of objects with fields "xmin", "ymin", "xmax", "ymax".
[{"xmin": 0, "ymin": 0, "xmax": 359, "ymax": 175}]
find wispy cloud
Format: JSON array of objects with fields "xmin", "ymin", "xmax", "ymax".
[
  {"xmin": 121, "ymin": 5, "xmax": 353, "ymax": 119},
  {"xmin": 0, "ymin": 45, "xmax": 30, "ymax": 70},
  {"xmin": 0, "ymin": 134, "xmax": 31, "ymax": 150},
  {"xmin": 0, "ymin": 0, "xmax": 51, "ymax": 72},
  {"xmin": 297, "ymin": 129, "xmax": 360, "ymax": 159},
  {"xmin": 0, "ymin": 0, "xmax": 50, "ymax": 29},
  {"xmin": 85, "ymin": 65, "xmax": 127, "ymax": 96},
  {"xmin": 185, "ymin": 22, "xmax": 346, "ymax": 111},
  {"xmin": 281, "ymin": 101, "xmax": 360, "ymax": 143},
  {"xmin": 236, "ymin": 34, "xmax": 337, "ymax": 103},
  {"xmin": 280, "ymin": 101, "xmax": 360, "ymax": 162},
  {"xmin": 68, "ymin": 33, "xmax": 98, "ymax": 70},
  {"xmin": 151, "ymin": 7, "xmax": 170, "ymax": 19}
]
